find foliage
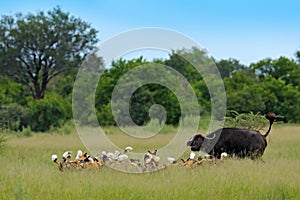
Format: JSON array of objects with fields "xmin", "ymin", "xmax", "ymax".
[
  {"xmin": 0, "ymin": 77, "xmax": 28, "ymax": 105},
  {"xmin": 27, "ymin": 93, "xmax": 71, "ymax": 132},
  {"xmin": 260, "ymin": 76, "xmax": 300, "ymax": 122},
  {"xmin": 224, "ymin": 71, "xmax": 266, "ymax": 114},
  {"xmin": 71, "ymin": 50, "xmax": 105, "ymax": 126},
  {"xmin": 47, "ymin": 68, "xmax": 78, "ymax": 98},
  {"xmin": 0, "ymin": 7, "xmax": 98, "ymax": 99},
  {"xmin": 250, "ymin": 57, "xmax": 299, "ymax": 84},
  {"xmin": 96, "ymin": 57, "xmax": 155, "ymax": 126},
  {"xmin": 0, "ymin": 103, "xmax": 27, "ymax": 131},
  {"xmin": 215, "ymin": 58, "xmax": 246, "ymax": 79},
  {"xmin": 164, "ymin": 47, "xmax": 204, "ymax": 84},
  {"xmin": 96, "ymin": 57, "xmax": 189, "ymax": 126},
  {"xmin": 225, "ymin": 111, "xmax": 269, "ymax": 130},
  {"xmin": 96, "ymin": 104, "xmax": 115, "ymax": 126},
  {"xmin": 21, "ymin": 126, "xmax": 32, "ymax": 137},
  {"xmin": 73, "ymin": 70, "xmax": 99, "ymax": 126},
  {"xmin": 95, "ymin": 48, "xmax": 226, "ymax": 126}
]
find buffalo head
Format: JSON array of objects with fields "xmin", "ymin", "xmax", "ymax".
[{"xmin": 187, "ymin": 134, "xmax": 215, "ymax": 151}]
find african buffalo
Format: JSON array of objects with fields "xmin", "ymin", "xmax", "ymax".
[{"xmin": 187, "ymin": 112, "xmax": 277, "ymax": 159}]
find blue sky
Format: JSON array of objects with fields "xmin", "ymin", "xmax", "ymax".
[{"xmin": 1, "ymin": 0, "xmax": 300, "ymax": 65}]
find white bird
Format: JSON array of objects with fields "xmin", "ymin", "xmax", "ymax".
[
  {"xmin": 62, "ymin": 151, "xmax": 72, "ymax": 159},
  {"xmin": 51, "ymin": 154, "xmax": 63, "ymax": 171},
  {"xmin": 117, "ymin": 154, "xmax": 129, "ymax": 161},
  {"xmin": 124, "ymin": 146, "xmax": 133, "ymax": 153},
  {"xmin": 190, "ymin": 152, "xmax": 196, "ymax": 160},
  {"xmin": 87, "ymin": 157, "xmax": 94, "ymax": 163},
  {"xmin": 62, "ymin": 151, "xmax": 72, "ymax": 163},
  {"xmin": 103, "ymin": 147, "xmax": 133, "ymax": 162},
  {"xmin": 52, "ymin": 154, "xmax": 58, "ymax": 162},
  {"xmin": 167, "ymin": 157, "xmax": 176, "ymax": 163},
  {"xmin": 114, "ymin": 150, "xmax": 120, "ymax": 158},
  {"xmin": 75, "ymin": 150, "xmax": 83, "ymax": 161},
  {"xmin": 106, "ymin": 152, "xmax": 115, "ymax": 160},
  {"xmin": 221, "ymin": 152, "xmax": 228, "ymax": 159},
  {"xmin": 116, "ymin": 148, "xmax": 130, "ymax": 162}
]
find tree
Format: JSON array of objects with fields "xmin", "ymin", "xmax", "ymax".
[
  {"xmin": 164, "ymin": 47, "xmax": 208, "ymax": 84},
  {"xmin": 224, "ymin": 71, "xmax": 266, "ymax": 115},
  {"xmin": 260, "ymin": 76, "xmax": 300, "ymax": 122},
  {"xmin": 0, "ymin": 7, "xmax": 98, "ymax": 99},
  {"xmin": 250, "ymin": 57, "xmax": 299, "ymax": 85},
  {"xmin": 95, "ymin": 57, "xmax": 152, "ymax": 126},
  {"xmin": 215, "ymin": 58, "xmax": 246, "ymax": 79},
  {"xmin": 95, "ymin": 57, "xmax": 186, "ymax": 126},
  {"xmin": 296, "ymin": 48, "xmax": 300, "ymax": 64}
]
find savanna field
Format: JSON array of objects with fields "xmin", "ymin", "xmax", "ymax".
[
  {"xmin": 1, "ymin": 3, "xmax": 300, "ymax": 200},
  {"xmin": 0, "ymin": 124, "xmax": 300, "ymax": 200}
]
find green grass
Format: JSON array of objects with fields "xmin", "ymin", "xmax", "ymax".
[{"xmin": 0, "ymin": 125, "xmax": 300, "ymax": 199}]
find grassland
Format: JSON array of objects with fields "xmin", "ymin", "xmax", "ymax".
[{"xmin": 0, "ymin": 125, "xmax": 300, "ymax": 200}]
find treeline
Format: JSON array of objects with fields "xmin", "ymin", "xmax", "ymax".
[
  {"xmin": 0, "ymin": 8, "xmax": 300, "ymax": 132},
  {"xmin": 95, "ymin": 48, "xmax": 300, "ymax": 126},
  {"xmin": 1, "ymin": 47, "xmax": 300, "ymax": 132}
]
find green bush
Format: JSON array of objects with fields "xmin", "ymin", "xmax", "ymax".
[
  {"xmin": 225, "ymin": 111, "xmax": 268, "ymax": 130},
  {"xmin": 27, "ymin": 93, "xmax": 71, "ymax": 132},
  {"xmin": 0, "ymin": 103, "xmax": 27, "ymax": 131},
  {"xmin": 21, "ymin": 127, "xmax": 32, "ymax": 137}
]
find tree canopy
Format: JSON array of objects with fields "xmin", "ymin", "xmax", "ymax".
[{"xmin": 0, "ymin": 7, "xmax": 98, "ymax": 99}]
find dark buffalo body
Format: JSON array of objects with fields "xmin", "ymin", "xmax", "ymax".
[
  {"xmin": 187, "ymin": 112, "xmax": 277, "ymax": 159},
  {"xmin": 188, "ymin": 128, "xmax": 267, "ymax": 159}
]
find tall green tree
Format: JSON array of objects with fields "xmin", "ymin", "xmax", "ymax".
[
  {"xmin": 250, "ymin": 57, "xmax": 299, "ymax": 86},
  {"xmin": 260, "ymin": 76, "xmax": 300, "ymax": 122},
  {"xmin": 164, "ymin": 47, "xmax": 209, "ymax": 84},
  {"xmin": 0, "ymin": 7, "xmax": 98, "ymax": 99},
  {"xmin": 224, "ymin": 71, "xmax": 266, "ymax": 115},
  {"xmin": 96, "ymin": 57, "xmax": 151, "ymax": 126},
  {"xmin": 215, "ymin": 58, "xmax": 247, "ymax": 79}
]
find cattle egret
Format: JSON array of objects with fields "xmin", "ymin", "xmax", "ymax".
[{"xmin": 190, "ymin": 152, "xmax": 196, "ymax": 159}]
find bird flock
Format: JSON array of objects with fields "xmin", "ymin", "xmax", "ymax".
[{"xmin": 51, "ymin": 147, "xmax": 228, "ymax": 172}]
